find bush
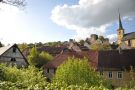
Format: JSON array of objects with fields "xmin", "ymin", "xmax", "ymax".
[
  {"xmin": 0, "ymin": 64, "xmax": 47, "ymax": 89},
  {"xmin": 53, "ymin": 57, "xmax": 110, "ymax": 88}
]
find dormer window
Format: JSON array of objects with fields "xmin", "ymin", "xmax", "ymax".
[
  {"xmin": 13, "ymin": 47, "xmax": 16, "ymax": 53},
  {"xmin": 11, "ymin": 58, "xmax": 16, "ymax": 62}
]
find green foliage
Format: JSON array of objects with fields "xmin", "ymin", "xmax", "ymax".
[
  {"xmin": 111, "ymin": 42, "xmax": 119, "ymax": 49},
  {"xmin": 28, "ymin": 47, "xmax": 53, "ymax": 68},
  {"xmin": 38, "ymin": 51, "xmax": 53, "ymax": 67},
  {"xmin": 98, "ymin": 36, "xmax": 105, "ymax": 41},
  {"xmin": 18, "ymin": 43, "xmax": 28, "ymax": 52},
  {"xmin": 45, "ymin": 41, "xmax": 62, "ymax": 47},
  {"xmin": 28, "ymin": 46, "xmax": 39, "ymax": 67},
  {"xmin": 53, "ymin": 57, "xmax": 109, "ymax": 87},
  {"xmin": 90, "ymin": 41, "xmax": 111, "ymax": 51},
  {"xmin": 79, "ymin": 39, "xmax": 85, "ymax": 45},
  {"xmin": 46, "ymin": 83, "xmax": 109, "ymax": 90},
  {"xmin": 0, "ymin": 64, "xmax": 135, "ymax": 89},
  {"xmin": 0, "ymin": 64, "xmax": 47, "ymax": 89}
]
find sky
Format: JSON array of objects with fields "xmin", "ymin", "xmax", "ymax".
[{"xmin": 0, "ymin": 0, "xmax": 135, "ymax": 45}]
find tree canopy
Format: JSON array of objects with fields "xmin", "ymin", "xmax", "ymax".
[
  {"xmin": 53, "ymin": 57, "xmax": 109, "ymax": 87},
  {"xmin": 0, "ymin": 64, "xmax": 47, "ymax": 89},
  {"xmin": 18, "ymin": 43, "xmax": 28, "ymax": 52},
  {"xmin": 28, "ymin": 46, "xmax": 53, "ymax": 68},
  {"xmin": 90, "ymin": 41, "xmax": 111, "ymax": 51}
]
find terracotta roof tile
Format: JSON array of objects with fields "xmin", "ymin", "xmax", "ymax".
[
  {"xmin": 44, "ymin": 51, "xmax": 98, "ymax": 69},
  {"xmin": 44, "ymin": 49, "xmax": 135, "ymax": 70}
]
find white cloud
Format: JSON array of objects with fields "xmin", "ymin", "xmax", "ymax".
[
  {"xmin": 51, "ymin": 0, "xmax": 135, "ymax": 41},
  {"xmin": 107, "ymin": 34, "xmax": 117, "ymax": 43},
  {"xmin": 0, "ymin": 4, "xmax": 20, "ymax": 44},
  {"xmin": 123, "ymin": 16, "xmax": 134, "ymax": 22},
  {"xmin": 72, "ymin": 24, "xmax": 110, "ymax": 40},
  {"xmin": 0, "ymin": 4, "xmax": 34, "ymax": 45}
]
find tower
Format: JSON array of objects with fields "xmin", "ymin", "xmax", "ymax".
[{"xmin": 117, "ymin": 11, "xmax": 124, "ymax": 44}]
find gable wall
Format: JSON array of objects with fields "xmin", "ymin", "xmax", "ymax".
[{"xmin": 0, "ymin": 47, "xmax": 27, "ymax": 66}]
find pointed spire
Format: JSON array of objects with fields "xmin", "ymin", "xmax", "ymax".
[{"xmin": 118, "ymin": 9, "xmax": 123, "ymax": 29}]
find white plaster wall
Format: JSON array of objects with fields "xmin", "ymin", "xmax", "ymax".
[{"xmin": 0, "ymin": 47, "xmax": 27, "ymax": 66}]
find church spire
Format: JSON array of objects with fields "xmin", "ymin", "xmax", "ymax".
[
  {"xmin": 117, "ymin": 9, "xmax": 125, "ymax": 44},
  {"xmin": 118, "ymin": 10, "xmax": 123, "ymax": 29}
]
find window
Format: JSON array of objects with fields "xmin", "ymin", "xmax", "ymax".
[
  {"xmin": 128, "ymin": 40, "xmax": 131, "ymax": 46},
  {"xmin": 100, "ymin": 71, "xmax": 103, "ymax": 76},
  {"xmin": 13, "ymin": 47, "xmax": 16, "ymax": 53},
  {"xmin": 118, "ymin": 31, "xmax": 121, "ymax": 35},
  {"xmin": 54, "ymin": 68, "xmax": 56, "ymax": 73},
  {"xmin": 117, "ymin": 72, "xmax": 123, "ymax": 79},
  {"xmin": 11, "ymin": 58, "xmax": 16, "ymax": 62},
  {"xmin": 47, "ymin": 69, "xmax": 49, "ymax": 73},
  {"xmin": 108, "ymin": 72, "xmax": 113, "ymax": 79}
]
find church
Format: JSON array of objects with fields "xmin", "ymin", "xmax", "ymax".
[{"xmin": 117, "ymin": 13, "xmax": 135, "ymax": 48}]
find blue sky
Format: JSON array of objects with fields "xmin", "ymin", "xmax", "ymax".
[{"xmin": 0, "ymin": 0, "xmax": 135, "ymax": 45}]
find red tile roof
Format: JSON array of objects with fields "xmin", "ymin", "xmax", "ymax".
[
  {"xmin": 22, "ymin": 46, "xmax": 70, "ymax": 57},
  {"xmin": 44, "ymin": 51, "xmax": 99, "ymax": 69},
  {"xmin": 44, "ymin": 49, "xmax": 135, "ymax": 70},
  {"xmin": 36, "ymin": 46, "xmax": 70, "ymax": 56},
  {"xmin": 44, "ymin": 51, "xmax": 84, "ymax": 68}
]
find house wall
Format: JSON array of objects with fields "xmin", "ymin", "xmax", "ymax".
[
  {"xmin": 44, "ymin": 67, "xmax": 135, "ymax": 87},
  {"xmin": 0, "ymin": 47, "xmax": 27, "ymax": 67},
  {"xmin": 44, "ymin": 68, "xmax": 55, "ymax": 81},
  {"xmin": 131, "ymin": 39, "xmax": 135, "ymax": 48},
  {"xmin": 124, "ymin": 39, "xmax": 135, "ymax": 48},
  {"xmin": 124, "ymin": 41, "xmax": 128, "ymax": 46},
  {"xmin": 102, "ymin": 70, "xmax": 135, "ymax": 87}
]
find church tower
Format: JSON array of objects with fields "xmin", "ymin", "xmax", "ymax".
[{"xmin": 117, "ymin": 12, "xmax": 125, "ymax": 44}]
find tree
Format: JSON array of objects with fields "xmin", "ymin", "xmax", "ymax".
[
  {"xmin": 0, "ymin": 41, "xmax": 3, "ymax": 47},
  {"xmin": 98, "ymin": 36, "xmax": 105, "ymax": 41},
  {"xmin": 28, "ymin": 46, "xmax": 39, "ymax": 67},
  {"xmin": 111, "ymin": 42, "xmax": 119, "ymax": 49},
  {"xmin": 45, "ymin": 41, "xmax": 62, "ymax": 47},
  {"xmin": 18, "ymin": 43, "xmax": 28, "ymax": 51},
  {"xmin": 79, "ymin": 39, "xmax": 85, "ymax": 45},
  {"xmin": 0, "ymin": 0, "xmax": 26, "ymax": 8},
  {"xmin": 0, "ymin": 64, "xmax": 47, "ymax": 89},
  {"xmin": 53, "ymin": 57, "xmax": 109, "ymax": 87},
  {"xmin": 90, "ymin": 41, "xmax": 111, "ymax": 51},
  {"xmin": 28, "ymin": 47, "xmax": 53, "ymax": 68},
  {"xmin": 38, "ymin": 51, "xmax": 53, "ymax": 67}
]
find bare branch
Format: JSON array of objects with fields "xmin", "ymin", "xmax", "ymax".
[{"xmin": 0, "ymin": 0, "xmax": 26, "ymax": 8}]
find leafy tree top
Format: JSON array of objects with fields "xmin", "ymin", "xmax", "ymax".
[{"xmin": 53, "ymin": 57, "xmax": 110, "ymax": 87}]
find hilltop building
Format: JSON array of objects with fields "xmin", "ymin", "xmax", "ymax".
[
  {"xmin": 117, "ymin": 13, "xmax": 135, "ymax": 48},
  {"xmin": 84, "ymin": 34, "xmax": 110, "ymax": 49}
]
